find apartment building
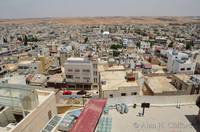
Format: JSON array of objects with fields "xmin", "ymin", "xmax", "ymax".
[
  {"xmin": 193, "ymin": 39, "xmax": 200, "ymax": 49},
  {"xmin": 64, "ymin": 57, "xmax": 99, "ymax": 90},
  {"xmin": 167, "ymin": 50, "xmax": 196, "ymax": 74}
]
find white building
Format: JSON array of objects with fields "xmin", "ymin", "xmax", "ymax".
[
  {"xmin": 155, "ymin": 36, "xmax": 167, "ymax": 45},
  {"xmin": 0, "ymin": 84, "xmax": 57, "ymax": 132},
  {"xmin": 64, "ymin": 57, "xmax": 99, "ymax": 90},
  {"xmin": 18, "ymin": 60, "xmax": 42, "ymax": 75},
  {"xmin": 167, "ymin": 50, "xmax": 196, "ymax": 74},
  {"xmin": 140, "ymin": 41, "xmax": 151, "ymax": 50}
]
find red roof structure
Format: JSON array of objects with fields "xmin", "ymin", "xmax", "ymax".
[{"xmin": 70, "ymin": 99, "xmax": 107, "ymax": 132}]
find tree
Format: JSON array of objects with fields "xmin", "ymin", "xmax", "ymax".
[
  {"xmin": 23, "ymin": 35, "xmax": 28, "ymax": 45},
  {"xmin": 186, "ymin": 43, "xmax": 191, "ymax": 50},
  {"xmin": 84, "ymin": 37, "xmax": 88, "ymax": 43},
  {"xmin": 113, "ymin": 51, "xmax": 120, "ymax": 57},
  {"xmin": 136, "ymin": 42, "xmax": 140, "ymax": 48},
  {"xmin": 110, "ymin": 44, "xmax": 122, "ymax": 50}
]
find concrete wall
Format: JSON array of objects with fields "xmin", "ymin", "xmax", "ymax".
[
  {"xmin": 103, "ymin": 86, "xmax": 139, "ymax": 98},
  {"xmin": 107, "ymin": 94, "xmax": 200, "ymax": 106},
  {"xmin": 171, "ymin": 76, "xmax": 192, "ymax": 95},
  {"xmin": 11, "ymin": 91, "xmax": 57, "ymax": 132},
  {"xmin": 0, "ymin": 107, "xmax": 16, "ymax": 127}
]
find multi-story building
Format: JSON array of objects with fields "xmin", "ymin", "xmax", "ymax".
[
  {"xmin": 167, "ymin": 50, "xmax": 196, "ymax": 74},
  {"xmin": 193, "ymin": 39, "xmax": 200, "ymax": 49},
  {"xmin": 155, "ymin": 36, "xmax": 167, "ymax": 45},
  {"xmin": 64, "ymin": 57, "xmax": 99, "ymax": 90}
]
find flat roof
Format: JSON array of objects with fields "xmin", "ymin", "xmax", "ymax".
[
  {"xmin": 47, "ymin": 74, "xmax": 64, "ymax": 83},
  {"xmin": 30, "ymin": 74, "xmax": 47, "ymax": 84},
  {"xmin": 101, "ymin": 70, "xmax": 139, "ymax": 91},
  {"xmin": 145, "ymin": 76, "xmax": 177, "ymax": 94},
  {"xmin": 98, "ymin": 95, "xmax": 200, "ymax": 132},
  {"xmin": 70, "ymin": 99, "xmax": 107, "ymax": 132},
  {"xmin": 0, "ymin": 74, "xmax": 26, "ymax": 85},
  {"xmin": 106, "ymin": 105, "xmax": 199, "ymax": 132},
  {"xmin": 18, "ymin": 60, "xmax": 33, "ymax": 65},
  {"xmin": 173, "ymin": 74, "xmax": 191, "ymax": 83}
]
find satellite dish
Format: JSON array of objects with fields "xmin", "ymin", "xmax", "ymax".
[{"xmin": 196, "ymin": 96, "xmax": 200, "ymax": 108}]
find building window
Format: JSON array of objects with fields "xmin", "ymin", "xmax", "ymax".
[
  {"xmin": 66, "ymin": 75, "xmax": 73, "ymax": 79},
  {"xmin": 131, "ymin": 92, "xmax": 137, "ymax": 95},
  {"xmin": 109, "ymin": 94, "xmax": 113, "ymax": 98},
  {"xmin": 68, "ymin": 69, "xmax": 73, "ymax": 72},
  {"xmin": 94, "ymin": 78, "xmax": 97, "ymax": 83},
  {"xmin": 121, "ymin": 93, "xmax": 126, "ymax": 96},
  {"xmin": 187, "ymin": 68, "xmax": 191, "ymax": 71},
  {"xmin": 75, "ymin": 77, "xmax": 80, "ymax": 79},
  {"xmin": 83, "ymin": 77, "xmax": 90, "ymax": 80},
  {"xmin": 180, "ymin": 68, "xmax": 185, "ymax": 71},
  {"xmin": 94, "ymin": 71, "xmax": 97, "ymax": 76},
  {"xmin": 75, "ymin": 69, "xmax": 80, "ymax": 72},
  {"xmin": 48, "ymin": 111, "xmax": 52, "ymax": 120},
  {"xmin": 83, "ymin": 69, "xmax": 90, "ymax": 72},
  {"xmin": 179, "ymin": 84, "xmax": 182, "ymax": 90},
  {"xmin": 93, "ymin": 64, "xmax": 97, "ymax": 69}
]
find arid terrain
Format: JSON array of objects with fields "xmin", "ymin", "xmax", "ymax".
[{"xmin": 0, "ymin": 16, "xmax": 200, "ymax": 25}]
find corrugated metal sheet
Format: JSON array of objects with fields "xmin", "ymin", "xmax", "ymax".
[{"xmin": 70, "ymin": 99, "xmax": 107, "ymax": 132}]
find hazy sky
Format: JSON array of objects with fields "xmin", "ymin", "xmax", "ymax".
[{"xmin": 0, "ymin": 0, "xmax": 200, "ymax": 19}]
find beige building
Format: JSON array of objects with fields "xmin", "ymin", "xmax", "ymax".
[
  {"xmin": 171, "ymin": 74, "xmax": 200, "ymax": 95},
  {"xmin": 99, "ymin": 65, "xmax": 140, "ymax": 98},
  {"xmin": 144, "ymin": 76, "xmax": 177, "ymax": 95},
  {"xmin": 0, "ymin": 84, "xmax": 57, "ymax": 132},
  {"xmin": 64, "ymin": 57, "xmax": 99, "ymax": 90}
]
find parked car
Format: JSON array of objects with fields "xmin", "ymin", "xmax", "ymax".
[
  {"xmin": 77, "ymin": 90, "xmax": 87, "ymax": 95},
  {"xmin": 63, "ymin": 90, "xmax": 72, "ymax": 95}
]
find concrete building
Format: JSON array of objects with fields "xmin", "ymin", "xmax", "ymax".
[
  {"xmin": 64, "ymin": 57, "xmax": 99, "ymax": 90},
  {"xmin": 0, "ymin": 84, "xmax": 57, "ymax": 132},
  {"xmin": 195, "ymin": 54, "xmax": 200, "ymax": 74},
  {"xmin": 144, "ymin": 76, "xmax": 177, "ymax": 95},
  {"xmin": 18, "ymin": 60, "xmax": 42, "ymax": 75},
  {"xmin": 155, "ymin": 36, "xmax": 167, "ymax": 45},
  {"xmin": 99, "ymin": 65, "xmax": 140, "ymax": 98},
  {"xmin": 167, "ymin": 51, "xmax": 196, "ymax": 74},
  {"xmin": 171, "ymin": 74, "xmax": 200, "ymax": 95},
  {"xmin": 193, "ymin": 39, "xmax": 200, "ymax": 49}
]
